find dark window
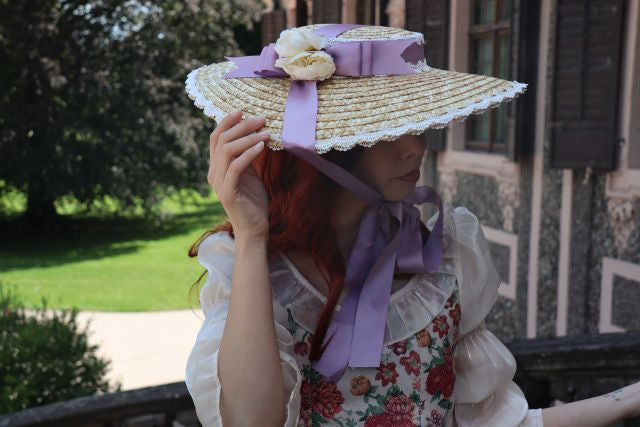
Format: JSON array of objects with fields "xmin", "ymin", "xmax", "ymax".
[{"xmin": 465, "ymin": 0, "xmax": 513, "ymax": 153}]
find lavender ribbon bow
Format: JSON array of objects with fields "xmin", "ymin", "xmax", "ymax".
[{"xmin": 221, "ymin": 23, "xmax": 444, "ymax": 382}]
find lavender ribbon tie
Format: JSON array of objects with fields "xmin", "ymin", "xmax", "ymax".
[{"xmin": 220, "ymin": 23, "xmax": 444, "ymax": 382}]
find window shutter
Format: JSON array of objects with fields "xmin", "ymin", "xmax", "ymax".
[
  {"xmin": 312, "ymin": 0, "xmax": 342, "ymax": 24},
  {"xmin": 512, "ymin": 0, "xmax": 540, "ymax": 160},
  {"xmin": 261, "ymin": 8, "xmax": 287, "ymax": 46},
  {"xmin": 405, "ymin": 0, "xmax": 450, "ymax": 151},
  {"xmin": 550, "ymin": 0, "xmax": 626, "ymax": 170}
]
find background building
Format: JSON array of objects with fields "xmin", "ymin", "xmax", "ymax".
[{"xmin": 261, "ymin": 0, "xmax": 640, "ymax": 346}]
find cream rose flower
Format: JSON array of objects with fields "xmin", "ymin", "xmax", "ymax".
[
  {"xmin": 275, "ymin": 50, "xmax": 336, "ymax": 81},
  {"xmin": 274, "ymin": 27, "xmax": 326, "ymax": 58}
]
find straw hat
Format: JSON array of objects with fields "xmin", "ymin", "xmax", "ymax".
[{"xmin": 185, "ymin": 23, "xmax": 527, "ymax": 154}]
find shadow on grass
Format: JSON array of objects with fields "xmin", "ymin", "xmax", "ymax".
[{"xmin": 0, "ymin": 201, "xmax": 227, "ymax": 273}]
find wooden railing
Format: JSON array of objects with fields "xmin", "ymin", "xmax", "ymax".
[
  {"xmin": 0, "ymin": 382, "xmax": 199, "ymax": 427},
  {"xmin": 1, "ymin": 332, "xmax": 640, "ymax": 426}
]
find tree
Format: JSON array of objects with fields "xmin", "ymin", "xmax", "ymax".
[{"xmin": 0, "ymin": 0, "xmax": 264, "ymax": 230}]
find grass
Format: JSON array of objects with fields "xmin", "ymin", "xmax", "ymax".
[{"xmin": 0, "ymin": 188, "xmax": 227, "ymax": 312}]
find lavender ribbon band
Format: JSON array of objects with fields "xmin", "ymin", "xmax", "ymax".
[{"xmin": 220, "ymin": 23, "xmax": 445, "ymax": 382}]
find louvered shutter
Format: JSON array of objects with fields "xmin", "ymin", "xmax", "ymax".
[
  {"xmin": 312, "ymin": 0, "xmax": 342, "ymax": 24},
  {"xmin": 550, "ymin": 0, "xmax": 626, "ymax": 170},
  {"xmin": 405, "ymin": 0, "xmax": 449, "ymax": 151}
]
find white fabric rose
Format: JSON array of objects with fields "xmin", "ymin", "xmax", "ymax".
[
  {"xmin": 274, "ymin": 28, "xmax": 326, "ymax": 58},
  {"xmin": 273, "ymin": 27, "xmax": 336, "ymax": 81},
  {"xmin": 275, "ymin": 50, "xmax": 336, "ymax": 81}
]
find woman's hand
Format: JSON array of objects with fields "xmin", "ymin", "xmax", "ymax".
[{"xmin": 208, "ymin": 109, "xmax": 271, "ymax": 241}]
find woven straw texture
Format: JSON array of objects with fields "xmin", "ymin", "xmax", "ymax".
[{"xmin": 185, "ymin": 24, "xmax": 527, "ymax": 154}]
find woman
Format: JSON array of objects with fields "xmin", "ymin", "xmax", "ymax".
[{"xmin": 183, "ymin": 24, "xmax": 640, "ymax": 427}]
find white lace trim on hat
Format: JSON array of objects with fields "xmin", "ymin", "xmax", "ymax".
[{"xmin": 270, "ymin": 202, "xmax": 459, "ymax": 346}]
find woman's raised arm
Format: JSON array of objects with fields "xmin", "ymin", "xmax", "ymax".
[{"xmin": 209, "ymin": 110, "xmax": 286, "ymax": 426}]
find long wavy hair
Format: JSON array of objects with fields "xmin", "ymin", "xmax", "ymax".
[{"xmin": 187, "ymin": 144, "xmax": 431, "ymax": 362}]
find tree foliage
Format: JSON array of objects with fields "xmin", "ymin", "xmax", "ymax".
[{"xmin": 0, "ymin": 0, "xmax": 263, "ymax": 229}]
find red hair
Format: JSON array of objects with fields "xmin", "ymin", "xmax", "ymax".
[{"xmin": 188, "ymin": 145, "xmax": 430, "ymax": 362}]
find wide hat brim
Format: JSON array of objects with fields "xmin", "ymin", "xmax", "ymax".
[{"xmin": 185, "ymin": 24, "xmax": 527, "ymax": 154}]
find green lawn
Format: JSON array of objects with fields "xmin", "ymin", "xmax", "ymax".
[{"xmin": 0, "ymin": 189, "xmax": 227, "ymax": 312}]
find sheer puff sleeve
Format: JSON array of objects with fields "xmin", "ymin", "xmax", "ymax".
[
  {"xmin": 451, "ymin": 207, "xmax": 543, "ymax": 427},
  {"xmin": 184, "ymin": 231, "xmax": 302, "ymax": 427}
]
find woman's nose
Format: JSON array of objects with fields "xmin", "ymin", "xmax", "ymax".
[{"xmin": 397, "ymin": 135, "xmax": 426, "ymax": 159}]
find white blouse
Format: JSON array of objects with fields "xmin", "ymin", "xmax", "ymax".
[{"xmin": 184, "ymin": 203, "xmax": 544, "ymax": 427}]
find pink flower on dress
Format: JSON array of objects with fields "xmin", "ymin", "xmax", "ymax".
[
  {"xmin": 387, "ymin": 339, "xmax": 408, "ymax": 355},
  {"xmin": 375, "ymin": 361, "xmax": 399, "ymax": 387},
  {"xmin": 432, "ymin": 314, "xmax": 449, "ymax": 338},
  {"xmin": 400, "ymin": 350, "xmax": 421, "ymax": 376}
]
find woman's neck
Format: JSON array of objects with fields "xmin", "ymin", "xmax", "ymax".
[{"xmin": 331, "ymin": 188, "xmax": 370, "ymax": 260}]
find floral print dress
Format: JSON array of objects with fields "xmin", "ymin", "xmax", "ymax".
[
  {"xmin": 287, "ymin": 287, "xmax": 461, "ymax": 427},
  {"xmin": 184, "ymin": 203, "xmax": 544, "ymax": 427}
]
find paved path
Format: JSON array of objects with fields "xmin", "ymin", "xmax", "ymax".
[{"xmin": 71, "ymin": 309, "xmax": 205, "ymax": 391}]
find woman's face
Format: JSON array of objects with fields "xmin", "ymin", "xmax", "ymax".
[{"xmin": 351, "ymin": 134, "xmax": 427, "ymax": 201}]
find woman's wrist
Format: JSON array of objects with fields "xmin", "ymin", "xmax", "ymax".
[{"xmin": 235, "ymin": 232, "xmax": 268, "ymax": 252}]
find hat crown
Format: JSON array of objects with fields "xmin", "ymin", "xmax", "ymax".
[{"xmin": 293, "ymin": 24, "xmax": 424, "ymax": 47}]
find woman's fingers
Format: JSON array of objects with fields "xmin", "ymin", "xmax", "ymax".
[
  {"xmin": 214, "ymin": 131, "xmax": 269, "ymax": 193},
  {"xmin": 210, "ymin": 110, "xmax": 242, "ymax": 160},
  {"xmin": 217, "ymin": 115, "xmax": 266, "ymax": 152},
  {"xmin": 222, "ymin": 139, "xmax": 266, "ymax": 197}
]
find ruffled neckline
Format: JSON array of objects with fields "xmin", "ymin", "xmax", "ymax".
[{"xmin": 270, "ymin": 201, "xmax": 460, "ymax": 345}]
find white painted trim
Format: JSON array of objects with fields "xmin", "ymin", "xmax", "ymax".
[
  {"xmin": 527, "ymin": 0, "xmax": 551, "ymax": 339},
  {"xmin": 605, "ymin": 0, "xmax": 640, "ymax": 200},
  {"xmin": 599, "ymin": 257, "xmax": 640, "ymax": 333},
  {"xmin": 556, "ymin": 170, "xmax": 573, "ymax": 337},
  {"xmin": 482, "ymin": 225, "xmax": 518, "ymax": 300}
]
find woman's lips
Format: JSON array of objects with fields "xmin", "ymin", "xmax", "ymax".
[{"xmin": 396, "ymin": 169, "xmax": 420, "ymax": 182}]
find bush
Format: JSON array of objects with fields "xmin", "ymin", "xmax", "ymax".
[{"xmin": 0, "ymin": 282, "xmax": 121, "ymax": 414}]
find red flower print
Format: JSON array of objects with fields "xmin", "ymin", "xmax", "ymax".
[
  {"xmin": 387, "ymin": 339, "xmax": 408, "ymax": 355},
  {"xmin": 300, "ymin": 378, "xmax": 345, "ymax": 422},
  {"xmin": 444, "ymin": 295, "xmax": 454, "ymax": 309},
  {"xmin": 426, "ymin": 363, "xmax": 455, "ymax": 398},
  {"xmin": 430, "ymin": 409, "xmax": 444, "ymax": 426},
  {"xmin": 415, "ymin": 328, "xmax": 432, "ymax": 347},
  {"xmin": 443, "ymin": 345, "xmax": 454, "ymax": 365},
  {"xmin": 449, "ymin": 303, "xmax": 461, "ymax": 327},
  {"xmin": 294, "ymin": 341, "xmax": 309, "ymax": 356},
  {"xmin": 375, "ymin": 361, "xmax": 399, "ymax": 387},
  {"xmin": 412, "ymin": 376, "xmax": 421, "ymax": 391},
  {"xmin": 400, "ymin": 350, "xmax": 421, "ymax": 376},
  {"xmin": 364, "ymin": 414, "xmax": 395, "ymax": 427},
  {"xmin": 432, "ymin": 314, "xmax": 449, "ymax": 338},
  {"xmin": 453, "ymin": 329, "xmax": 460, "ymax": 342},
  {"xmin": 384, "ymin": 394, "xmax": 416, "ymax": 422},
  {"xmin": 313, "ymin": 381, "xmax": 345, "ymax": 419}
]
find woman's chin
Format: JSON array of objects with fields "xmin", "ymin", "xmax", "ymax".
[{"xmin": 384, "ymin": 181, "xmax": 417, "ymax": 201}]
